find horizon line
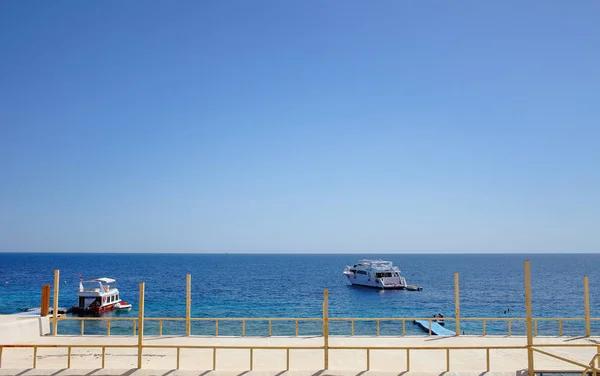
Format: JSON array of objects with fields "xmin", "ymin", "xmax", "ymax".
[{"xmin": 0, "ymin": 251, "xmax": 597, "ymax": 255}]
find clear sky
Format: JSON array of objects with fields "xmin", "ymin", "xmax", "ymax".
[{"xmin": 1, "ymin": 1, "xmax": 599, "ymax": 253}]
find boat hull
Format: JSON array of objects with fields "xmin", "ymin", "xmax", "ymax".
[
  {"xmin": 71, "ymin": 304, "xmax": 116, "ymax": 315},
  {"xmin": 345, "ymin": 274, "xmax": 406, "ymax": 289}
]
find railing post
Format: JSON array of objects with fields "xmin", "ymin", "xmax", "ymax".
[
  {"xmin": 323, "ymin": 289, "xmax": 329, "ymax": 370},
  {"xmin": 137, "ymin": 282, "xmax": 145, "ymax": 369},
  {"xmin": 213, "ymin": 348, "xmax": 216, "ymax": 370},
  {"xmin": 186, "ymin": 274, "xmax": 191, "ymax": 336},
  {"xmin": 585, "ymin": 276, "xmax": 591, "ymax": 337},
  {"xmin": 454, "ymin": 272, "xmax": 460, "ymax": 336},
  {"xmin": 525, "ymin": 260, "xmax": 534, "ymax": 376},
  {"xmin": 559, "ymin": 319, "xmax": 563, "ymax": 336},
  {"xmin": 53, "ymin": 270, "xmax": 60, "ymax": 335},
  {"xmin": 41, "ymin": 285, "xmax": 50, "ymax": 317}
]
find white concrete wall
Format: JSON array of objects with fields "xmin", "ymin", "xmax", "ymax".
[{"xmin": 0, "ymin": 315, "xmax": 50, "ymax": 344}]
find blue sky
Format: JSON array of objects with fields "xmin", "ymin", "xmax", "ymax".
[{"xmin": 1, "ymin": 1, "xmax": 598, "ymax": 253}]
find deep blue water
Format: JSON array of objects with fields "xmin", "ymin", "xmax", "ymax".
[{"xmin": 0, "ymin": 253, "xmax": 598, "ymax": 336}]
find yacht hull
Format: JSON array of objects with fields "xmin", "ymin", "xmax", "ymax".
[{"xmin": 345, "ymin": 273, "xmax": 407, "ymax": 289}]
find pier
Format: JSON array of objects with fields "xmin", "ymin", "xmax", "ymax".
[
  {"xmin": 1, "ymin": 261, "xmax": 599, "ymax": 375},
  {"xmin": 414, "ymin": 319, "xmax": 456, "ymax": 336}
]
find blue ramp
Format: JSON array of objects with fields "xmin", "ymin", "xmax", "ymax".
[{"xmin": 414, "ymin": 320, "xmax": 456, "ymax": 336}]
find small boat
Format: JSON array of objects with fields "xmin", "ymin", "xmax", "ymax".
[
  {"xmin": 343, "ymin": 259, "xmax": 408, "ymax": 289},
  {"xmin": 114, "ymin": 302, "xmax": 132, "ymax": 310},
  {"xmin": 71, "ymin": 277, "xmax": 131, "ymax": 314}
]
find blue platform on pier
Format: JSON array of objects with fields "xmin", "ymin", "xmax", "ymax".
[{"xmin": 414, "ymin": 320, "xmax": 456, "ymax": 336}]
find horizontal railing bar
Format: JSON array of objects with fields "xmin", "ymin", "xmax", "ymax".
[
  {"xmin": 56, "ymin": 316, "xmax": 596, "ymax": 322},
  {"xmin": 0, "ymin": 343, "xmax": 598, "ymax": 356},
  {"xmin": 189, "ymin": 318, "xmax": 323, "ymax": 322},
  {"xmin": 0, "ymin": 344, "xmax": 139, "ymax": 348},
  {"xmin": 532, "ymin": 344, "xmax": 600, "ymax": 348},
  {"xmin": 531, "ymin": 318, "xmax": 586, "ymax": 321},
  {"xmin": 328, "ymin": 346, "xmax": 526, "ymax": 350},
  {"xmin": 534, "ymin": 370, "xmax": 597, "ymax": 376},
  {"xmin": 143, "ymin": 345, "xmax": 324, "ymax": 350},
  {"xmin": 0, "ymin": 344, "xmax": 530, "ymax": 351},
  {"xmin": 0, "ymin": 345, "xmax": 308, "ymax": 353},
  {"xmin": 57, "ymin": 317, "xmax": 138, "ymax": 321}
]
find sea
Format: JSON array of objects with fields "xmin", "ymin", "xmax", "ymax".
[{"xmin": 0, "ymin": 253, "xmax": 598, "ymax": 337}]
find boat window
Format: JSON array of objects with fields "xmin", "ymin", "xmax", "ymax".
[{"xmin": 356, "ymin": 270, "xmax": 367, "ymax": 275}]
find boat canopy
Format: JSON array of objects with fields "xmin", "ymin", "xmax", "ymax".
[{"xmin": 90, "ymin": 278, "xmax": 115, "ymax": 283}]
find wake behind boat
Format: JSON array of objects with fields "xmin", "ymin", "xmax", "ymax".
[
  {"xmin": 344, "ymin": 259, "xmax": 409, "ymax": 289},
  {"xmin": 71, "ymin": 277, "xmax": 132, "ymax": 314}
]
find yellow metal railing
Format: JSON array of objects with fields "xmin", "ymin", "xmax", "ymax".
[
  {"xmin": 54, "ymin": 316, "xmax": 327, "ymax": 336},
  {"xmin": 52, "ymin": 315, "xmax": 599, "ymax": 337},
  {"xmin": 4, "ymin": 342, "xmax": 597, "ymax": 372},
  {"xmin": 0, "ymin": 343, "xmax": 529, "ymax": 371}
]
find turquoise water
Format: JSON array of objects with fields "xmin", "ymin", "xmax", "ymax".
[{"xmin": 0, "ymin": 253, "xmax": 598, "ymax": 336}]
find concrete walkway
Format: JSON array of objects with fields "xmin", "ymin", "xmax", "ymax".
[{"xmin": 1, "ymin": 335, "xmax": 599, "ymax": 375}]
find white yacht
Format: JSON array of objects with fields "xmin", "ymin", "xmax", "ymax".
[{"xmin": 343, "ymin": 259, "xmax": 407, "ymax": 289}]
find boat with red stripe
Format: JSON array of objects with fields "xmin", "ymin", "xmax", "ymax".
[{"xmin": 71, "ymin": 277, "xmax": 132, "ymax": 314}]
